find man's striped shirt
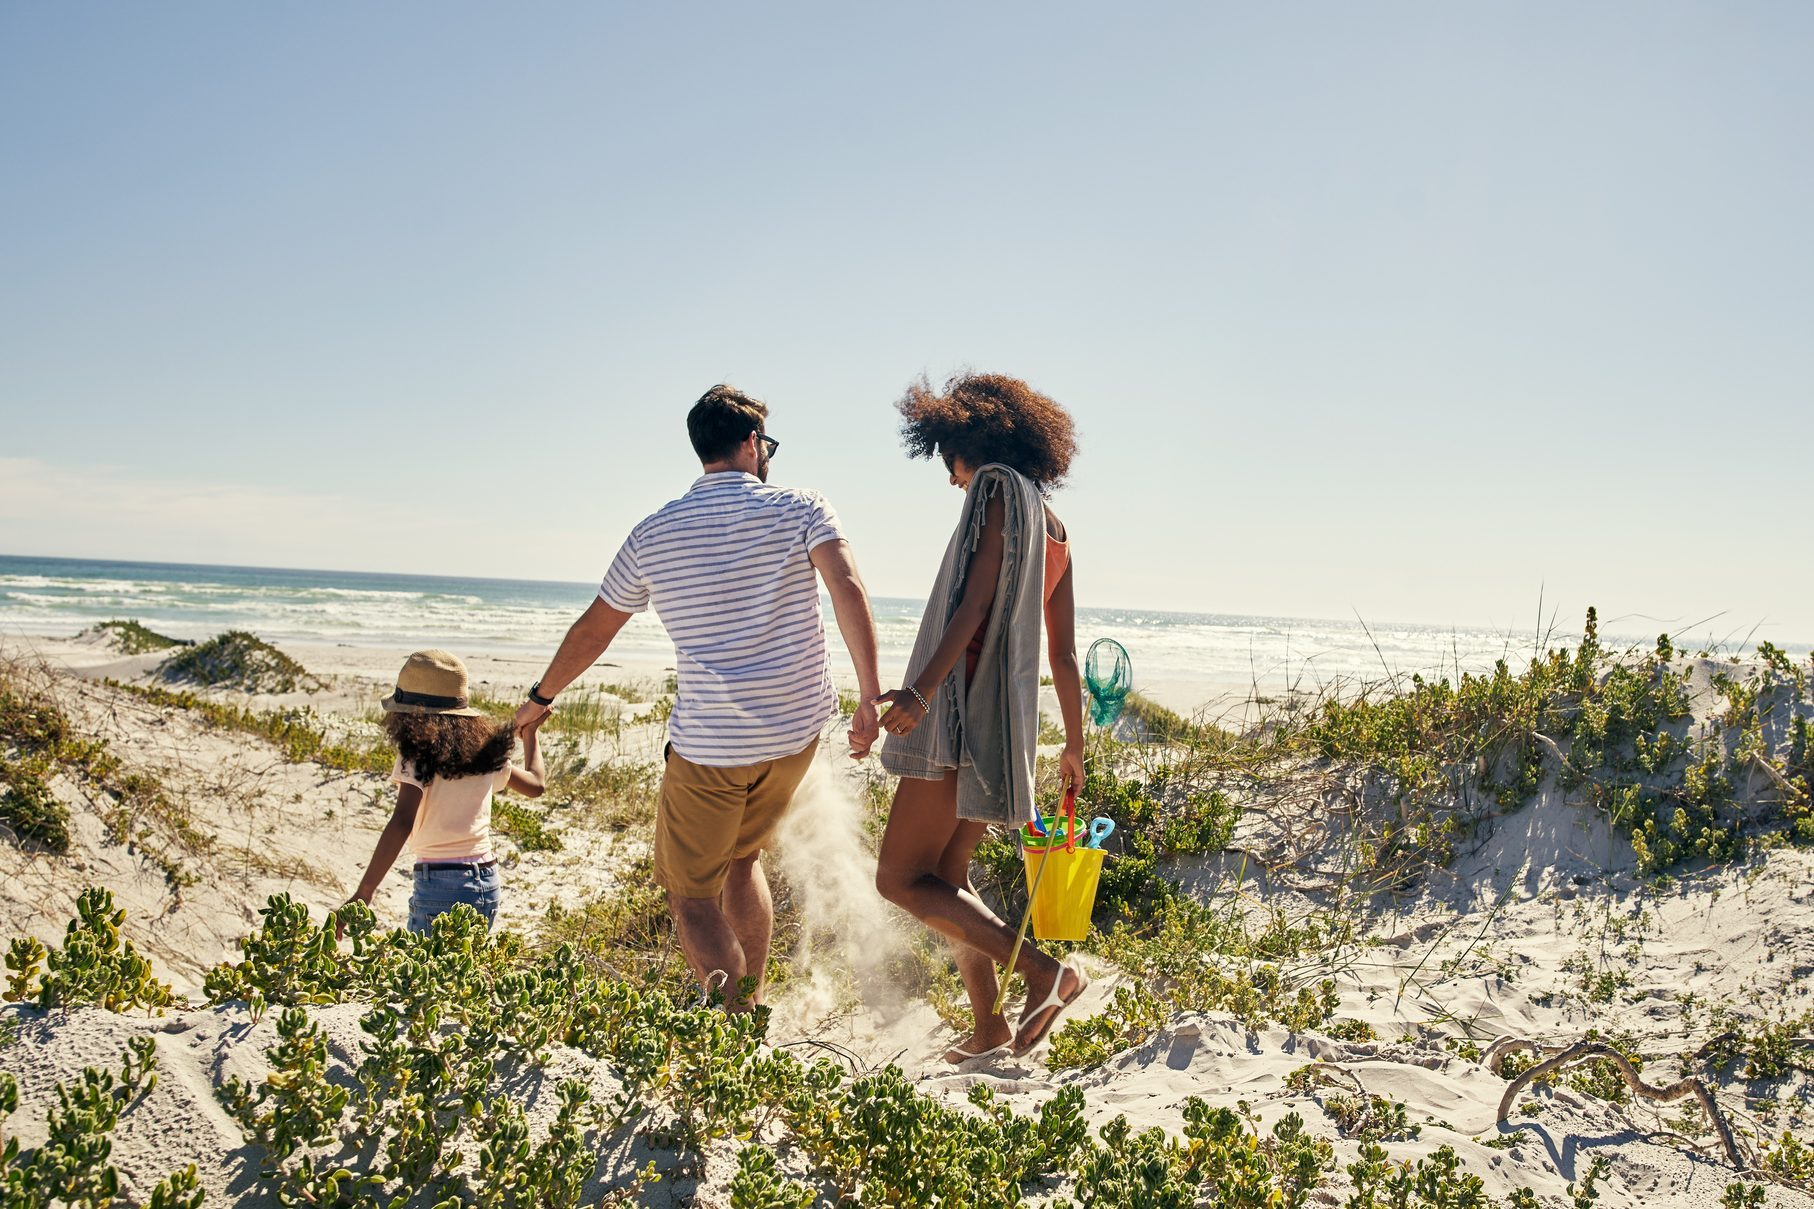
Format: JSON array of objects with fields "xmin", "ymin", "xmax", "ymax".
[{"xmin": 599, "ymin": 472, "xmax": 844, "ymax": 766}]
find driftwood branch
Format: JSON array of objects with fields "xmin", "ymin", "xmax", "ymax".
[
  {"xmin": 1529, "ymin": 731, "xmax": 1571, "ymax": 771},
  {"xmin": 1746, "ymin": 753, "xmax": 1804, "ymax": 800},
  {"xmin": 1291, "ymin": 1063, "xmax": 1366, "ymax": 1097},
  {"xmin": 1483, "ymin": 1036, "xmax": 1543, "ymax": 1076},
  {"xmin": 1494, "ymin": 1040, "xmax": 1746, "ymax": 1170}
]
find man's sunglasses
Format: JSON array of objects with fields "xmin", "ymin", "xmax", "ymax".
[{"xmin": 757, "ymin": 432, "xmax": 780, "ymax": 458}]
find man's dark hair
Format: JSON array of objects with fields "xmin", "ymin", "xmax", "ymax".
[{"xmin": 688, "ymin": 385, "xmax": 770, "ymax": 463}]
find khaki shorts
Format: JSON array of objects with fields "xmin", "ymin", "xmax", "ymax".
[{"xmin": 653, "ymin": 740, "xmax": 817, "ymax": 899}]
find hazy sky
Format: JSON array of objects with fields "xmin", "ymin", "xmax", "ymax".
[{"xmin": 3, "ymin": 3, "xmax": 1810, "ymax": 641}]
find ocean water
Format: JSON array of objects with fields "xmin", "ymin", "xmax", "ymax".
[{"xmin": 1, "ymin": 554, "xmax": 1800, "ymax": 706}]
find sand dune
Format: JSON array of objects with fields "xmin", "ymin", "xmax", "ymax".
[{"xmin": 4, "ymin": 634, "xmax": 1813, "ymax": 1206}]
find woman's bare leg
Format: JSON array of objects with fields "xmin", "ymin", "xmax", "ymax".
[
  {"xmin": 934, "ymin": 819, "xmax": 1013, "ymax": 1056},
  {"xmin": 876, "ymin": 774, "xmax": 1065, "ymax": 1046}
]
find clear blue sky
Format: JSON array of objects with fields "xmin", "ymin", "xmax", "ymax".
[{"xmin": 3, "ymin": 3, "xmax": 1810, "ymax": 641}]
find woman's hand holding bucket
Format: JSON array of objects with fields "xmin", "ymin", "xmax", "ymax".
[{"xmin": 1059, "ymin": 741, "xmax": 1084, "ymax": 796}]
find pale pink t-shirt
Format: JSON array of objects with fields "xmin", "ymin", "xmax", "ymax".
[{"xmin": 391, "ymin": 758, "xmax": 512, "ymax": 863}]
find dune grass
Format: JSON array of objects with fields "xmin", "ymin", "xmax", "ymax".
[
  {"xmin": 114, "ymin": 682, "xmax": 392, "ymax": 775},
  {"xmin": 158, "ymin": 631, "xmax": 322, "ymax": 694},
  {"xmin": 542, "ymin": 750, "xmax": 662, "ymax": 832},
  {"xmin": 1, "ymin": 665, "xmax": 206, "ymax": 887},
  {"xmin": 79, "ymin": 619, "xmax": 190, "ymax": 655},
  {"xmin": 492, "ymin": 796, "xmax": 563, "ymax": 852},
  {"xmin": 951, "ymin": 609, "xmax": 1814, "ymax": 1082}
]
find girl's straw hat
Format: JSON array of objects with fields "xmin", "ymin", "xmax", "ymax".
[{"xmin": 381, "ymin": 649, "xmax": 484, "ymax": 716}]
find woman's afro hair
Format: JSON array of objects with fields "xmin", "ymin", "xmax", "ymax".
[{"xmin": 895, "ymin": 372, "xmax": 1077, "ymax": 491}]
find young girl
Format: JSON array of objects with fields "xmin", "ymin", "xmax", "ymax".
[{"xmin": 350, "ymin": 649, "xmax": 546, "ymax": 932}]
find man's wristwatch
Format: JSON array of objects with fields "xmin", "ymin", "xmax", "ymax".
[{"xmin": 527, "ymin": 681, "xmax": 556, "ymax": 708}]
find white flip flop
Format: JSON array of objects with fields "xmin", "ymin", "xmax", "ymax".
[
  {"xmin": 943, "ymin": 1041, "xmax": 1013, "ymax": 1065},
  {"xmin": 1012, "ymin": 959, "xmax": 1090, "ymax": 1057}
]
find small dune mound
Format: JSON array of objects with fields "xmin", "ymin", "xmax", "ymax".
[
  {"xmin": 157, "ymin": 631, "xmax": 321, "ymax": 694},
  {"xmin": 76, "ymin": 619, "xmax": 190, "ymax": 656}
]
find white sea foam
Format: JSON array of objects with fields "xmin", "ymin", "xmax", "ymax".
[{"xmin": 3, "ymin": 556, "xmax": 1808, "ymax": 710}]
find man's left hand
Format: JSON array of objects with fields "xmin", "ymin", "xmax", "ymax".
[
  {"xmin": 848, "ymin": 700, "xmax": 879, "ymax": 759},
  {"xmin": 514, "ymin": 700, "xmax": 551, "ymax": 734}
]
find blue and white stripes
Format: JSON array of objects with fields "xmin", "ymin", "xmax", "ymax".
[{"xmin": 600, "ymin": 472, "xmax": 844, "ymax": 766}]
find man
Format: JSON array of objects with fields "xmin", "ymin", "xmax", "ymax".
[{"xmin": 515, "ymin": 385, "xmax": 881, "ymax": 1011}]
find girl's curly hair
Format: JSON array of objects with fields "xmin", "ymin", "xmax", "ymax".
[
  {"xmin": 383, "ymin": 712, "xmax": 514, "ymax": 785},
  {"xmin": 896, "ymin": 373, "xmax": 1077, "ymax": 491}
]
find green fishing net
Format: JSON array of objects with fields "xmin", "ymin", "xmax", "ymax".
[{"xmin": 1084, "ymin": 638, "xmax": 1132, "ymax": 727}]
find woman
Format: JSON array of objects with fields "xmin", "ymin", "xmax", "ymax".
[{"xmin": 874, "ymin": 372, "xmax": 1088, "ymax": 1062}]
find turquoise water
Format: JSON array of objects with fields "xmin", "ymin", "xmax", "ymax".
[{"xmin": 1, "ymin": 554, "xmax": 1800, "ymax": 701}]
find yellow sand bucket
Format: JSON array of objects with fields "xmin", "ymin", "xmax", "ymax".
[{"xmin": 1020, "ymin": 812, "xmax": 1106, "ymax": 942}]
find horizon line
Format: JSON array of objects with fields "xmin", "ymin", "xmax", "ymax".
[{"xmin": 1, "ymin": 550, "xmax": 1777, "ymax": 649}]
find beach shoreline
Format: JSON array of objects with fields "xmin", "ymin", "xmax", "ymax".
[
  {"xmin": 2, "ymin": 619, "xmax": 1266, "ymax": 721},
  {"xmin": 16, "ymin": 552, "xmax": 1807, "ymax": 723}
]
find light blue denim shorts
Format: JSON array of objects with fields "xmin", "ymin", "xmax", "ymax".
[{"xmin": 408, "ymin": 861, "xmax": 501, "ymax": 933}]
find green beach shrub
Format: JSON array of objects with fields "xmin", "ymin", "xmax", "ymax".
[
  {"xmin": 1326, "ymin": 1018, "xmax": 1379, "ymax": 1042},
  {"xmin": 201, "ymin": 894, "xmax": 377, "ymax": 1009},
  {"xmin": 1700, "ymin": 1006, "xmax": 1814, "ymax": 1082},
  {"xmin": 1284, "ymin": 609, "xmax": 1812, "ymax": 877},
  {"xmin": 1758, "ymin": 1130, "xmax": 1814, "ymax": 1182},
  {"xmin": 1050, "ymin": 896, "xmax": 1345, "ymax": 1069},
  {"xmin": 4, "ymin": 890, "xmax": 1597, "ymax": 1209},
  {"xmin": 1047, "ymin": 982, "xmax": 1169, "ymax": 1070},
  {"xmin": 1344, "ymin": 1142, "xmax": 1493, "ymax": 1208},
  {"xmin": 0, "ymin": 755, "xmax": 72, "ymax": 853},
  {"xmin": 0, "ymin": 1037, "xmax": 193, "ymax": 1209},
  {"xmin": 727, "ymin": 1145, "xmax": 814, "ymax": 1209},
  {"xmin": 1321, "ymin": 1093, "xmax": 1420, "ymax": 1143},
  {"xmin": 1068, "ymin": 1104, "xmax": 1332, "ymax": 1209},
  {"xmin": 1724, "ymin": 1181, "xmax": 1768, "ymax": 1209},
  {"xmin": 4, "ymin": 887, "xmax": 177, "ymax": 1013}
]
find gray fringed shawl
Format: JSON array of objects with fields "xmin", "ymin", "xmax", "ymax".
[{"xmin": 879, "ymin": 464, "xmax": 1045, "ymax": 824}]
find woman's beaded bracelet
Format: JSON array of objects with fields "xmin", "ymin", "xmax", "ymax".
[{"xmin": 906, "ymin": 686, "xmax": 930, "ymax": 714}]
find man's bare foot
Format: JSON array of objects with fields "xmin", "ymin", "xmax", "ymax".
[{"xmin": 943, "ymin": 1017, "xmax": 1014, "ymax": 1063}]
